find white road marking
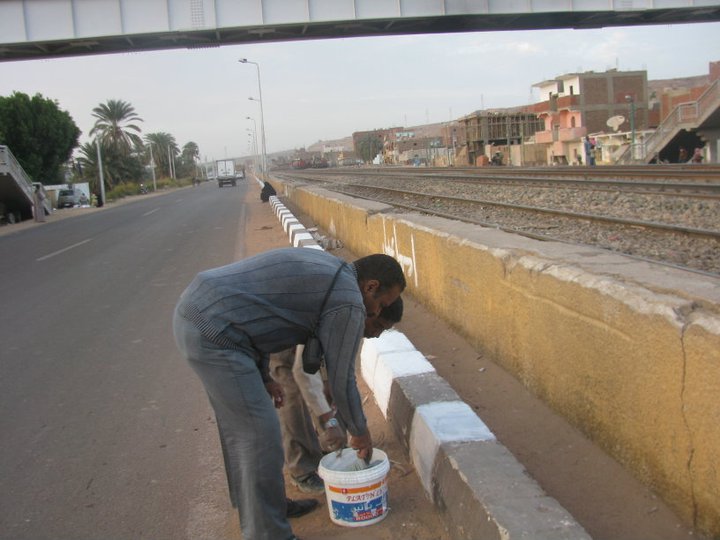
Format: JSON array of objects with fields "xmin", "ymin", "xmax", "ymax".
[
  {"xmin": 143, "ymin": 208, "xmax": 160, "ymax": 216},
  {"xmin": 36, "ymin": 238, "xmax": 92, "ymax": 261}
]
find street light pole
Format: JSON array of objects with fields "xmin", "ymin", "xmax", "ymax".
[
  {"xmin": 95, "ymin": 138, "xmax": 106, "ymax": 205},
  {"xmin": 148, "ymin": 144, "xmax": 157, "ymax": 191},
  {"xmin": 625, "ymin": 95, "xmax": 636, "ymax": 161},
  {"xmin": 239, "ymin": 58, "xmax": 267, "ymax": 178},
  {"xmin": 246, "ymin": 117, "xmax": 259, "ymax": 172}
]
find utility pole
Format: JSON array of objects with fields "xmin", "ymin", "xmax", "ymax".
[{"xmin": 95, "ymin": 138, "xmax": 106, "ymax": 205}]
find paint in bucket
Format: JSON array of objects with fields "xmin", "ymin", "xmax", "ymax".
[{"xmin": 317, "ymin": 448, "xmax": 390, "ymax": 527}]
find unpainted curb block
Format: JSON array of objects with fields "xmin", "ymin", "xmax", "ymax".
[{"xmin": 433, "ymin": 441, "xmax": 592, "ymax": 540}]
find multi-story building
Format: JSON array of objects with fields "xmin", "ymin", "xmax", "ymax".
[
  {"xmin": 531, "ymin": 69, "xmax": 648, "ymax": 164},
  {"xmin": 460, "ymin": 108, "xmax": 545, "ymax": 166}
]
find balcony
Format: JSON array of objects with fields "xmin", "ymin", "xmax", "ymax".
[
  {"xmin": 533, "ymin": 94, "xmax": 581, "ymax": 114},
  {"xmin": 534, "ymin": 126, "xmax": 587, "ymax": 144}
]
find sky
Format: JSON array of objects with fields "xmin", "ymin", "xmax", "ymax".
[{"xmin": 0, "ymin": 21, "xmax": 719, "ymax": 162}]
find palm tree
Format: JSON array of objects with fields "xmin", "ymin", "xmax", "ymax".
[
  {"xmin": 90, "ymin": 99, "xmax": 144, "ymax": 155},
  {"xmin": 77, "ymin": 139, "xmax": 144, "ymax": 190},
  {"xmin": 357, "ymin": 134, "xmax": 383, "ymax": 163},
  {"xmin": 180, "ymin": 141, "xmax": 200, "ymax": 178},
  {"xmin": 145, "ymin": 132, "xmax": 179, "ymax": 178},
  {"xmin": 181, "ymin": 141, "xmax": 199, "ymax": 164}
]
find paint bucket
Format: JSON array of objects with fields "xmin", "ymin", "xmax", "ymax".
[{"xmin": 317, "ymin": 448, "xmax": 390, "ymax": 527}]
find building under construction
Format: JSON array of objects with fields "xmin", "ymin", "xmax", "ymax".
[{"xmin": 460, "ymin": 109, "xmax": 545, "ymax": 166}]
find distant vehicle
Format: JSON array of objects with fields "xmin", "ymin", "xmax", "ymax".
[
  {"xmin": 216, "ymin": 159, "xmax": 237, "ymax": 187},
  {"xmin": 291, "ymin": 159, "xmax": 309, "ymax": 169},
  {"xmin": 57, "ymin": 188, "xmax": 84, "ymax": 208},
  {"xmin": 310, "ymin": 157, "xmax": 329, "ymax": 168}
]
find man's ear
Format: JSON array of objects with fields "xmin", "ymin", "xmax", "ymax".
[{"xmin": 361, "ymin": 279, "xmax": 380, "ymax": 295}]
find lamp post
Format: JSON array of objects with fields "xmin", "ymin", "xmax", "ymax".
[
  {"xmin": 625, "ymin": 95, "xmax": 636, "ymax": 161},
  {"xmin": 95, "ymin": 138, "xmax": 106, "ymax": 205},
  {"xmin": 148, "ymin": 144, "xmax": 157, "ymax": 191},
  {"xmin": 239, "ymin": 58, "xmax": 267, "ymax": 177},
  {"xmin": 246, "ymin": 116, "xmax": 259, "ymax": 172}
]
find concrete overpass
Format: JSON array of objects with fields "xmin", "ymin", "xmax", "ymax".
[{"xmin": 1, "ymin": 0, "xmax": 720, "ymax": 62}]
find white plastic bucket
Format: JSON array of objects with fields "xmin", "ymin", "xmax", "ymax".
[{"xmin": 317, "ymin": 448, "xmax": 390, "ymax": 527}]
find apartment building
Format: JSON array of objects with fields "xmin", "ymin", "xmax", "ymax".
[{"xmin": 531, "ymin": 69, "xmax": 648, "ymax": 164}]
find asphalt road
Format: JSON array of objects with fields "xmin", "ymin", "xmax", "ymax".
[{"xmin": 0, "ymin": 182, "xmax": 249, "ymax": 539}]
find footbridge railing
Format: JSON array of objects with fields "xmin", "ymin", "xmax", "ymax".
[{"xmin": 616, "ymin": 78, "xmax": 720, "ymax": 164}]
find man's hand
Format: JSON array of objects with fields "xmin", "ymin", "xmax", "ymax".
[
  {"xmin": 265, "ymin": 380, "xmax": 284, "ymax": 408},
  {"xmin": 319, "ymin": 413, "xmax": 346, "ymax": 452},
  {"xmin": 349, "ymin": 429, "xmax": 373, "ymax": 463}
]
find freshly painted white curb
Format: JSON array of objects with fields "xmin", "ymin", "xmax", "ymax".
[
  {"xmin": 411, "ymin": 401, "xmax": 496, "ymax": 495},
  {"xmin": 360, "ymin": 330, "xmax": 418, "ymax": 385},
  {"xmin": 372, "ymin": 349, "xmax": 435, "ymax": 417}
]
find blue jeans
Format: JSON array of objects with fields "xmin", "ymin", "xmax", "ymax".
[{"xmin": 173, "ymin": 309, "xmax": 293, "ymax": 540}]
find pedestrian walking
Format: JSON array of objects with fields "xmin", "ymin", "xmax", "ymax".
[{"xmin": 33, "ymin": 185, "xmax": 46, "ymax": 222}]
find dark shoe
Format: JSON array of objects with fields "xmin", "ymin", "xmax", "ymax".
[
  {"xmin": 291, "ymin": 472, "xmax": 325, "ymax": 494},
  {"xmin": 286, "ymin": 498, "xmax": 319, "ymax": 519}
]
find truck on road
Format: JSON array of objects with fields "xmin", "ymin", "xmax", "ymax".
[{"xmin": 216, "ymin": 159, "xmax": 237, "ymax": 187}]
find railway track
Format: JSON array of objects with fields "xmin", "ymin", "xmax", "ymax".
[{"xmin": 273, "ymin": 168, "xmax": 720, "ymax": 276}]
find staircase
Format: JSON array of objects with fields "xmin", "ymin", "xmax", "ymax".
[
  {"xmin": 0, "ymin": 145, "xmax": 51, "ymax": 222},
  {"xmin": 616, "ymin": 78, "xmax": 720, "ymax": 164}
]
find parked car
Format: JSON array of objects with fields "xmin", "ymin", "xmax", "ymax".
[{"xmin": 57, "ymin": 188, "xmax": 84, "ymax": 208}]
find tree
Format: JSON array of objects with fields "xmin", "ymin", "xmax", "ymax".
[
  {"xmin": 90, "ymin": 99, "xmax": 143, "ymax": 156},
  {"xmin": 179, "ymin": 141, "xmax": 200, "ymax": 177},
  {"xmin": 0, "ymin": 92, "xmax": 80, "ymax": 184},
  {"xmin": 357, "ymin": 134, "xmax": 383, "ymax": 163},
  {"xmin": 145, "ymin": 132, "xmax": 179, "ymax": 178},
  {"xmin": 76, "ymin": 139, "xmax": 144, "ymax": 190}
]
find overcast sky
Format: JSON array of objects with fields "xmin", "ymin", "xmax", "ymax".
[{"xmin": 1, "ymin": 21, "xmax": 718, "ymax": 162}]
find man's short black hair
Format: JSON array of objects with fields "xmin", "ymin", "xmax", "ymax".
[
  {"xmin": 353, "ymin": 254, "xmax": 406, "ymax": 292},
  {"xmin": 379, "ymin": 296, "xmax": 403, "ymax": 323}
]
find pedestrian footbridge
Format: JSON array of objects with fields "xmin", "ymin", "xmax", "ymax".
[
  {"xmin": 617, "ymin": 77, "xmax": 720, "ymax": 164},
  {"xmin": 1, "ymin": 0, "xmax": 719, "ymax": 62},
  {"xmin": 0, "ymin": 146, "xmax": 50, "ymax": 223}
]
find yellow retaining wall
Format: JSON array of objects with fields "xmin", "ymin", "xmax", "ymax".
[{"xmin": 273, "ymin": 180, "xmax": 720, "ymax": 537}]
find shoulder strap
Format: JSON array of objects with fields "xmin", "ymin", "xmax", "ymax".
[{"xmin": 311, "ymin": 262, "xmax": 347, "ymax": 333}]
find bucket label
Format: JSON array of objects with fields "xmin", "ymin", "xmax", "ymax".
[{"xmin": 330, "ymin": 489, "xmax": 387, "ymax": 523}]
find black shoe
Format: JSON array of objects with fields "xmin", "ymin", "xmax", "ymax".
[
  {"xmin": 291, "ymin": 472, "xmax": 325, "ymax": 494},
  {"xmin": 286, "ymin": 498, "xmax": 319, "ymax": 519}
]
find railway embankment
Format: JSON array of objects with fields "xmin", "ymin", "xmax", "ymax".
[{"xmin": 270, "ymin": 176, "xmax": 720, "ymax": 538}]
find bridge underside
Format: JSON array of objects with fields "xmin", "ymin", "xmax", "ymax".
[{"xmin": 1, "ymin": 5, "xmax": 719, "ymax": 62}]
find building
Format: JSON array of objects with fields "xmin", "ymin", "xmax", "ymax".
[
  {"xmin": 460, "ymin": 108, "xmax": 545, "ymax": 166},
  {"xmin": 353, "ymin": 122, "xmax": 466, "ymax": 166},
  {"xmin": 531, "ymin": 69, "xmax": 648, "ymax": 164}
]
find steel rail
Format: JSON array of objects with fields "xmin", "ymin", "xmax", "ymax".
[
  {"xmin": 341, "ymin": 183, "xmax": 720, "ymax": 241},
  {"xmin": 303, "ymin": 165, "xmax": 720, "ymax": 180},
  {"xmin": 283, "ymin": 169, "xmax": 720, "ymax": 197}
]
